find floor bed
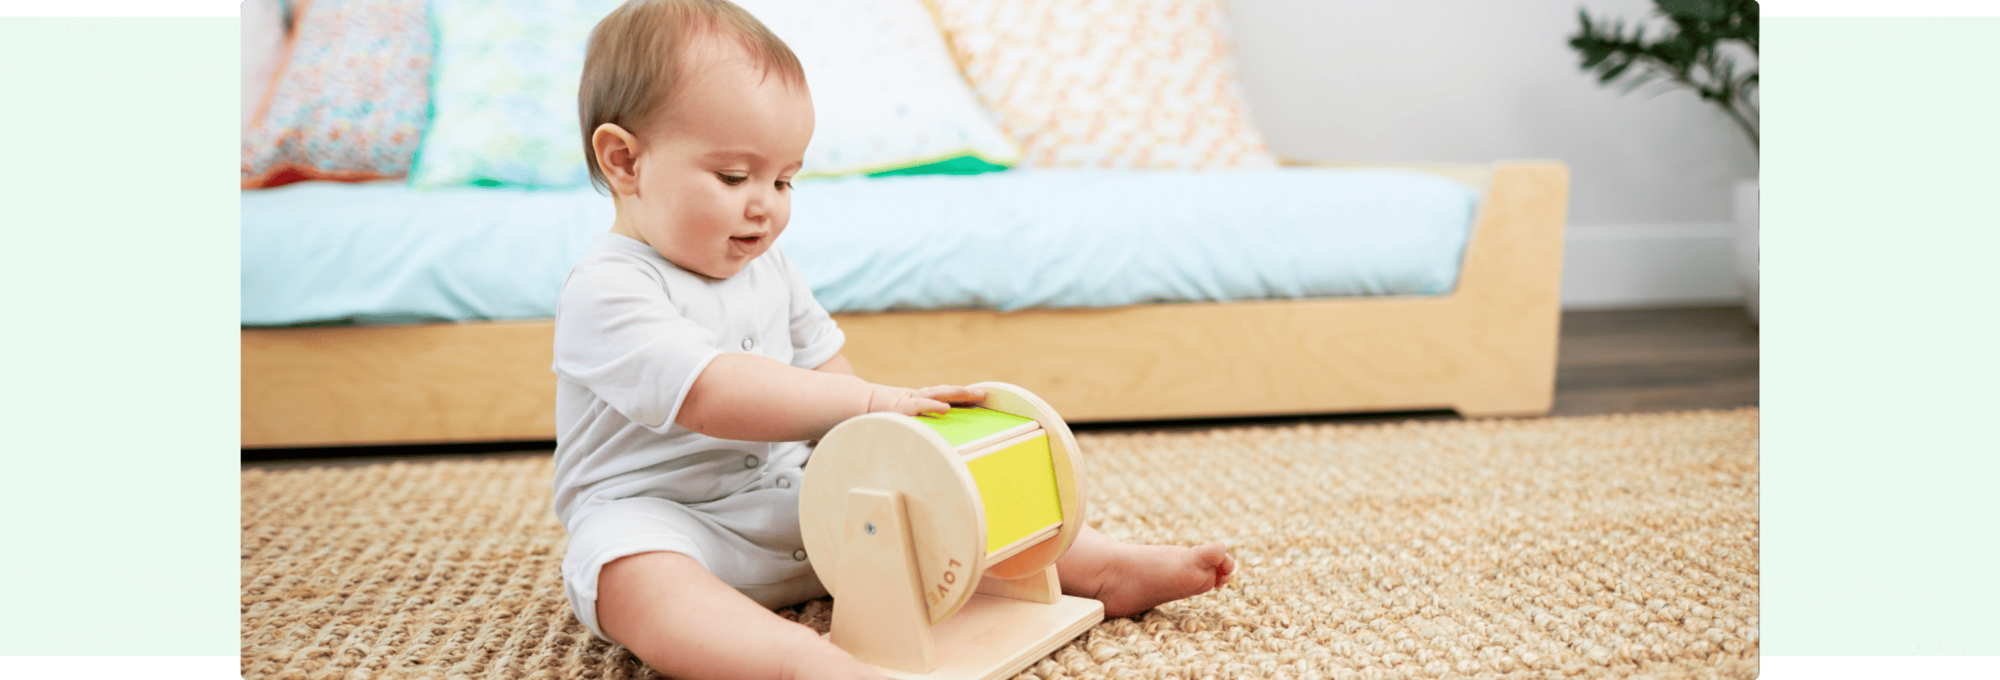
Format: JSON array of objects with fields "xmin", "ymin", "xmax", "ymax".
[{"xmin": 241, "ymin": 161, "xmax": 1567, "ymax": 448}]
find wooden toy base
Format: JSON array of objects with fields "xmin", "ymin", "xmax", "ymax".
[
  {"xmin": 823, "ymin": 488, "xmax": 1102, "ymax": 680},
  {"xmin": 828, "ymin": 593, "xmax": 1103, "ymax": 680}
]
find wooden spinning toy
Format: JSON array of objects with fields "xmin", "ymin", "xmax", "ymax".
[{"xmin": 800, "ymin": 382, "xmax": 1102, "ymax": 679}]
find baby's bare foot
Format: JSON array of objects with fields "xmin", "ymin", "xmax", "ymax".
[{"xmin": 1090, "ymin": 542, "xmax": 1236, "ymax": 618}]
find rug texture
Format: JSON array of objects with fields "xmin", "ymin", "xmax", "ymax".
[{"xmin": 242, "ymin": 408, "xmax": 1758, "ymax": 679}]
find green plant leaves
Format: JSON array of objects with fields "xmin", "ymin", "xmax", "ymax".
[
  {"xmin": 1659, "ymin": 0, "xmax": 1730, "ymax": 22},
  {"xmin": 1600, "ymin": 57, "xmax": 1634, "ymax": 83},
  {"xmin": 1618, "ymin": 71, "xmax": 1661, "ymax": 96},
  {"xmin": 1568, "ymin": 0, "xmax": 1760, "ymax": 152}
]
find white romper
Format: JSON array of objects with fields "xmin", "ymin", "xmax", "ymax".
[{"xmin": 551, "ymin": 233, "xmax": 845, "ymax": 641}]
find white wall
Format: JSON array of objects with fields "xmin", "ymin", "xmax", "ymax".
[{"xmin": 1224, "ymin": 0, "xmax": 1759, "ymax": 308}]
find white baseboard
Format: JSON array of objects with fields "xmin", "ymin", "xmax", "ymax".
[{"xmin": 1559, "ymin": 223, "xmax": 1746, "ymax": 310}]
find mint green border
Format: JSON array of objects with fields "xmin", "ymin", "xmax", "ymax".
[
  {"xmin": 0, "ymin": 17, "xmax": 238, "ymax": 656},
  {"xmin": 1763, "ymin": 16, "xmax": 2000, "ymax": 655}
]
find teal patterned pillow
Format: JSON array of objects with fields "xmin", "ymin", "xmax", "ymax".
[{"xmin": 408, "ymin": 0, "xmax": 622, "ymax": 190}]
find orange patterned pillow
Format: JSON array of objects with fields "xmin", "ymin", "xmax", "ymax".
[
  {"xmin": 240, "ymin": 0, "xmax": 432, "ymax": 189},
  {"xmin": 927, "ymin": 0, "xmax": 1276, "ymax": 170}
]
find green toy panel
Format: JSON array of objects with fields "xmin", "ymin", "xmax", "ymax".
[{"xmin": 914, "ymin": 406, "xmax": 1036, "ymax": 448}]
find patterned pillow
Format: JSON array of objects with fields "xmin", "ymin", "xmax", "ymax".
[
  {"xmin": 927, "ymin": 0, "xmax": 1277, "ymax": 170},
  {"xmin": 412, "ymin": 0, "xmax": 1017, "ymax": 189},
  {"xmin": 241, "ymin": 0, "xmax": 287, "ymax": 133},
  {"xmin": 736, "ymin": 0, "xmax": 1020, "ymax": 178},
  {"xmin": 241, "ymin": 0, "xmax": 432, "ymax": 189},
  {"xmin": 407, "ymin": 0, "xmax": 623, "ymax": 190}
]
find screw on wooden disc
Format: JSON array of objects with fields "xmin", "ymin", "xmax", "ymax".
[{"xmin": 801, "ymin": 412, "xmax": 987, "ymax": 625}]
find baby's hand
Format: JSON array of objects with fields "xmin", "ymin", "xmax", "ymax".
[{"xmin": 867, "ymin": 384, "xmax": 985, "ymax": 417}]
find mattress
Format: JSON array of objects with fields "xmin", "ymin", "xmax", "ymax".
[{"xmin": 240, "ymin": 168, "xmax": 1479, "ymax": 326}]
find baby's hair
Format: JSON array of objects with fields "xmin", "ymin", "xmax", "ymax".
[{"xmin": 579, "ymin": 0, "xmax": 806, "ymax": 193}]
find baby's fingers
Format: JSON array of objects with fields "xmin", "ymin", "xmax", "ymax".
[
  {"xmin": 914, "ymin": 385, "xmax": 986, "ymax": 405},
  {"xmin": 903, "ymin": 398, "xmax": 953, "ymax": 416}
]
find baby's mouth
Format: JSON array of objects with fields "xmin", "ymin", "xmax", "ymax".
[{"xmin": 731, "ymin": 235, "xmax": 762, "ymax": 247}]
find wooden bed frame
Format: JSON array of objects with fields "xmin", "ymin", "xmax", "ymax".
[{"xmin": 242, "ymin": 160, "xmax": 1568, "ymax": 448}]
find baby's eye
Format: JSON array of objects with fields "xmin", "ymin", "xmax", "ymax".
[
  {"xmin": 716, "ymin": 173, "xmax": 748, "ymax": 186},
  {"xmin": 775, "ymin": 179, "xmax": 793, "ymax": 191}
]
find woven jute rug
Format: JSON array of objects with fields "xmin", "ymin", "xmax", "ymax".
[{"xmin": 242, "ymin": 408, "xmax": 1758, "ymax": 679}]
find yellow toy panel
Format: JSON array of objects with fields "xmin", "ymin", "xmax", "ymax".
[{"xmin": 964, "ymin": 433, "xmax": 1063, "ymax": 555}]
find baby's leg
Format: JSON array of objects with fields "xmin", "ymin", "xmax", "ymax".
[
  {"xmin": 1054, "ymin": 526, "xmax": 1235, "ymax": 618},
  {"xmin": 597, "ymin": 551, "xmax": 881, "ymax": 680}
]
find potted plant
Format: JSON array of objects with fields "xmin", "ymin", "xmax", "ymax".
[{"xmin": 1569, "ymin": 0, "xmax": 1760, "ymax": 319}]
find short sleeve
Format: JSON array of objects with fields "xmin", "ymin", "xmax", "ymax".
[
  {"xmin": 771, "ymin": 246, "xmax": 845, "ymax": 370},
  {"xmin": 552, "ymin": 254, "xmax": 724, "ymax": 432}
]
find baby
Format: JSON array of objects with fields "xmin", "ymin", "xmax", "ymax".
[{"xmin": 553, "ymin": 2, "xmax": 1235, "ymax": 678}]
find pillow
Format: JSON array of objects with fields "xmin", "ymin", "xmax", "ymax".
[
  {"xmin": 240, "ymin": 0, "xmax": 287, "ymax": 133},
  {"xmin": 240, "ymin": 0, "xmax": 433, "ymax": 189},
  {"xmin": 735, "ymin": 0, "xmax": 1020, "ymax": 179},
  {"xmin": 407, "ymin": 0, "xmax": 623, "ymax": 190},
  {"xmin": 411, "ymin": 0, "xmax": 1018, "ymax": 189},
  {"xmin": 926, "ymin": 0, "xmax": 1277, "ymax": 170}
]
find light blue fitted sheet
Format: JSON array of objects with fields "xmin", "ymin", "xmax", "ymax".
[{"xmin": 240, "ymin": 169, "xmax": 1479, "ymax": 326}]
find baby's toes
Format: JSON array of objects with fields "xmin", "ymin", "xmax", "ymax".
[
  {"xmin": 1187, "ymin": 543, "xmax": 1232, "ymax": 589},
  {"xmin": 1191, "ymin": 542, "xmax": 1229, "ymax": 568},
  {"xmin": 1184, "ymin": 540, "xmax": 1232, "ymax": 584},
  {"xmin": 1203, "ymin": 545, "xmax": 1237, "ymax": 586}
]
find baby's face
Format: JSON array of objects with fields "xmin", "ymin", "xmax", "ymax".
[{"xmin": 624, "ymin": 38, "xmax": 813, "ymax": 279}]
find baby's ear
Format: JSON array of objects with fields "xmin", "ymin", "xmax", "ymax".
[{"xmin": 593, "ymin": 123, "xmax": 642, "ymax": 195}]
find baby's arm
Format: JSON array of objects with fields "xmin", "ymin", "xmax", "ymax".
[
  {"xmin": 812, "ymin": 352, "xmax": 859, "ymax": 377},
  {"xmin": 677, "ymin": 353, "xmax": 980, "ymax": 442}
]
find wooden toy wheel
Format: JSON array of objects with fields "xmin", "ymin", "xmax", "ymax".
[{"xmin": 801, "ymin": 413, "xmax": 988, "ymax": 624}]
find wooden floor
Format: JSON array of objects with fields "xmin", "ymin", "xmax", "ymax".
[
  {"xmin": 243, "ymin": 305, "xmax": 1758, "ymax": 469},
  {"xmin": 1547, "ymin": 305, "xmax": 1758, "ymax": 416}
]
